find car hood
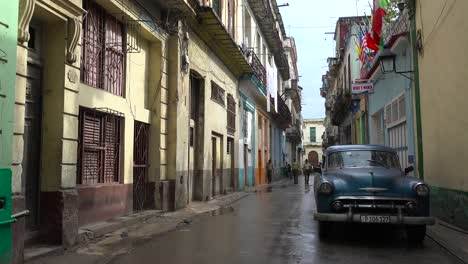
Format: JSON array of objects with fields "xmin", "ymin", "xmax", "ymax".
[{"xmin": 323, "ymin": 167, "xmax": 419, "ymax": 197}]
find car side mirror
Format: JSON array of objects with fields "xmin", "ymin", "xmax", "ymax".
[{"xmin": 404, "ymin": 166, "xmax": 414, "ymax": 175}]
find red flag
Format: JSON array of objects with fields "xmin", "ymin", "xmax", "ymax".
[
  {"xmin": 372, "ymin": 8, "xmax": 386, "ymax": 38},
  {"xmin": 366, "ymin": 33, "xmax": 379, "ymax": 51}
]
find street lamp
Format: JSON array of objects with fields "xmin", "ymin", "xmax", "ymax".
[
  {"xmin": 379, "ymin": 48, "xmax": 414, "ymax": 80},
  {"xmin": 379, "ymin": 49, "xmax": 396, "ymax": 74}
]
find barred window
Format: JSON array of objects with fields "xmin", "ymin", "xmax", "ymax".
[
  {"xmin": 81, "ymin": 0, "xmax": 125, "ymax": 96},
  {"xmin": 227, "ymin": 94, "xmax": 236, "ymax": 134},
  {"xmin": 211, "ymin": 81, "xmax": 225, "ymax": 105},
  {"xmin": 78, "ymin": 108, "xmax": 122, "ymax": 185}
]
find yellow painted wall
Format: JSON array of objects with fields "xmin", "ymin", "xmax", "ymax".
[
  {"xmin": 78, "ymin": 38, "xmax": 153, "ymax": 185},
  {"xmin": 416, "ymin": 0, "xmax": 468, "ymax": 191},
  {"xmin": 186, "ymin": 31, "xmax": 239, "ymax": 171}
]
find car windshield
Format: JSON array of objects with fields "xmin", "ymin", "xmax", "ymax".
[{"xmin": 327, "ymin": 150, "xmax": 400, "ymax": 169}]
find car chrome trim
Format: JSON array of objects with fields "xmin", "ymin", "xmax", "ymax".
[
  {"xmin": 334, "ymin": 196, "xmax": 416, "ymax": 202},
  {"xmin": 313, "ymin": 213, "xmax": 435, "ymax": 225},
  {"xmin": 359, "ymin": 187, "xmax": 388, "ymax": 193}
]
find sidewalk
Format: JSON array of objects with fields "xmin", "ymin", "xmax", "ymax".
[
  {"xmin": 427, "ymin": 219, "xmax": 468, "ymax": 263},
  {"xmin": 26, "ymin": 179, "xmax": 288, "ymax": 263}
]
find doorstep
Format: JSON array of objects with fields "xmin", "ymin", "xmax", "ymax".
[
  {"xmin": 427, "ymin": 218, "xmax": 468, "ymax": 263},
  {"xmin": 77, "ymin": 209, "xmax": 163, "ymax": 243}
]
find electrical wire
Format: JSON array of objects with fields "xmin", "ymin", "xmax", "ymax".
[{"xmin": 422, "ymin": 0, "xmax": 456, "ymax": 47}]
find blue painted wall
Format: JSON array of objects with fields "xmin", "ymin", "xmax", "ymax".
[
  {"xmin": 238, "ymin": 93, "xmax": 256, "ymax": 189},
  {"xmin": 368, "ymin": 41, "xmax": 416, "ymax": 170}
]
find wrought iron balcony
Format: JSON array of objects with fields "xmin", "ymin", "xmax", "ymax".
[
  {"xmin": 247, "ymin": 48, "xmax": 266, "ymax": 88},
  {"xmin": 286, "ymin": 122, "xmax": 302, "ymax": 143},
  {"xmin": 270, "ymin": 92, "xmax": 292, "ymax": 129}
]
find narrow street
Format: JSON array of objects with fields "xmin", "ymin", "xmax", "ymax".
[{"xmin": 87, "ymin": 176, "xmax": 460, "ymax": 264}]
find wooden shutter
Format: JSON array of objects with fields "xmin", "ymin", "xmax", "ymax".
[
  {"xmin": 79, "ymin": 111, "xmax": 103, "ymax": 184},
  {"xmin": 78, "ymin": 108, "xmax": 121, "ymax": 184}
]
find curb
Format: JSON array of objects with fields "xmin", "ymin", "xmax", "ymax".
[{"xmin": 427, "ymin": 226, "xmax": 468, "ymax": 264}]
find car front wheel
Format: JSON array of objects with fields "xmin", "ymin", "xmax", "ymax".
[
  {"xmin": 406, "ymin": 225, "xmax": 426, "ymax": 244},
  {"xmin": 318, "ymin": 221, "xmax": 332, "ymax": 239}
]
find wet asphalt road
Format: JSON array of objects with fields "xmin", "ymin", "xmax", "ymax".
[{"xmin": 109, "ymin": 176, "xmax": 462, "ymax": 264}]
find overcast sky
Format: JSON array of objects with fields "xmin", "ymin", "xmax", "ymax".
[{"xmin": 279, "ymin": 0, "xmax": 371, "ymax": 119}]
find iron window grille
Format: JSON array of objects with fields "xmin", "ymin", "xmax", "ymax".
[
  {"xmin": 81, "ymin": 0, "xmax": 125, "ymax": 97},
  {"xmin": 78, "ymin": 107, "xmax": 122, "ymax": 185},
  {"xmin": 211, "ymin": 81, "xmax": 225, "ymax": 106},
  {"xmin": 227, "ymin": 94, "xmax": 236, "ymax": 134}
]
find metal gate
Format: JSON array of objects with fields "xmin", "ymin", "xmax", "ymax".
[
  {"xmin": 133, "ymin": 121, "xmax": 149, "ymax": 211},
  {"xmin": 388, "ymin": 122, "xmax": 408, "ymax": 169}
]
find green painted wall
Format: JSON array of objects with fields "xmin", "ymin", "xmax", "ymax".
[
  {"xmin": 0, "ymin": 0, "xmax": 19, "ymax": 263},
  {"xmin": 0, "ymin": 0, "xmax": 18, "ymax": 167},
  {"xmin": 431, "ymin": 186, "xmax": 468, "ymax": 231}
]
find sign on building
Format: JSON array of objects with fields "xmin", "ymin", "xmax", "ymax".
[{"xmin": 352, "ymin": 82, "xmax": 374, "ymax": 94}]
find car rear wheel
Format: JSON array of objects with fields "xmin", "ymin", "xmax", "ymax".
[
  {"xmin": 318, "ymin": 221, "xmax": 332, "ymax": 239},
  {"xmin": 406, "ymin": 225, "xmax": 426, "ymax": 244}
]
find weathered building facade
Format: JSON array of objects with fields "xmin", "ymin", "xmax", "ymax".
[
  {"xmin": 302, "ymin": 118, "xmax": 325, "ymax": 167},
  {"xmin": 7, "ymin": 0, "xmax": 300, "ymax": 262},
  {"xmin": 321, "ymin": 1, "xmax": 468, "ymax": 232},
  {"xmin": 11, "ymin": 0, "xmax": 173, "ymax": 262}
]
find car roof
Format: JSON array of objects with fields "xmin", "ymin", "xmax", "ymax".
[{"xmin": 325, "ymin": 145, "xmax": 397, "ymax": 154}]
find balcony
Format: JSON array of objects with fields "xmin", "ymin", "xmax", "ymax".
[
  {"xmin": 270, "ymin": 92, "xmax": 292, "ymax": 129},
  {"xmin": 247, "ymin": 49, "xmax": 266, "ymax": 87},
  {"xmin": 248, "ymin": 0, "xmax": 290, "ymax": 79},
  {"xmin": 286, "ymin": 122, "xmax": 302, "ymax": 143},
  {"xmin": 331, "ymin": 92, "xmax": 352, "ymax": 126},
  {"xmin": 360, "ymin": 9, "xmax": 410, "ymax": 79},
  {"xmin": 166, "ymin": 1, "xmax": 252, "ymax": 78}
]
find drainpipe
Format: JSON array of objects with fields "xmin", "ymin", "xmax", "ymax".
[{"xmin": 409, "ymin": 1, "xmax": 424, "ymax": 180}]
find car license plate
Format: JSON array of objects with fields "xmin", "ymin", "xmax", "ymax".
[{"xmin": 360, "ymin": 215, "xmax": 391, "ymax": 223}]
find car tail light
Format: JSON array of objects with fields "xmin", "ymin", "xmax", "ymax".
[{"xmin": 318, "ymin": 182, "xmax": 334, "ymax": 195}]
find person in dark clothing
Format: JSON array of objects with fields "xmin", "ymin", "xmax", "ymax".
[
  {"xmin": 267, "ymin": 159, "xmax": 273, "ymax": 184},
  {"xmin": 303, "ymin": 159, "xmax": 312, "ymax": 185},
  {"xmin": 292, "ymin": 159, "xmax": 299, "ymax": 184},
  {"xmin": 286, "ymin": 162, "xmax": 292, "ymax": 179}
]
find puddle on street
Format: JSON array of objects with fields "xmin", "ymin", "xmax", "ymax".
[{"xmin": 209, "ymin": 206, "xmax": 235, "ymax": 216}]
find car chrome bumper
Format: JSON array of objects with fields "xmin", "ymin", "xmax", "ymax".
[{"xmin": 313, "ymin": 213, "xmax": 435, "ymax": 225}]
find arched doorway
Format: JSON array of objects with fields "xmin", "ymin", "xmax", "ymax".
[{"xmin": 308, "ymin": 151, "xmax": 319, "ymax": 168}]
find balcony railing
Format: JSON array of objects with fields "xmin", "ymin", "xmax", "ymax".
[
  {"xmin": 247, "ymin": 49, "xmax": 267, "ymax": 87},
  {"xmin": 286, "ymin": 122, "xmax": 302, "ymax": 142}
]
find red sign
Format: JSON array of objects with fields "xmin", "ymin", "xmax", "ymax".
[{"xmin": 352, "ymin": 82, "xmax": 374, "ymax": 94}]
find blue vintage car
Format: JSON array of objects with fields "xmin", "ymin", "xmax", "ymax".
[{"xmin": 313, "ymin": 145, "xmax": 435, "ymax": 243}]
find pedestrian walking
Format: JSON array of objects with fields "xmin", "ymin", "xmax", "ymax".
[
  {"xmin": 267, "ymin": 159, "xmax": 273, "ymax": 184},
  {"xmin": 286, "ymin": 162, "xmax": 292, "ymax": 179},
  {"xmin": 292, "ymin": 159, "xmax": 299, "ymax": 184},
  {"xmin": 303, "ymin": 159, "xmax": 312, "ymax": 185}
]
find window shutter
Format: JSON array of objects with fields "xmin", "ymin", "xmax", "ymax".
[
  {"xmin": 384, "ymin": 104, "xmax": 391, "ymax": 126},
  {"xmin": 80, "ymin": 112, "xmax": 102, "ymax": 184},
  {"xmin": 104, "ymin": 115, "xmax": 120, "ymax": 183},
  {"xmin": 398, "ymin": 95, "xmax": 406, "ymax": 120}
]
